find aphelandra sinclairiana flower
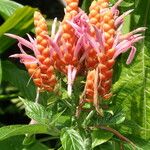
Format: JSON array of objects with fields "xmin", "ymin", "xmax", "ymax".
[
  {"xmin": 68, "ymin": 0, "xmax": 146, "ymax": 102},
  {"xmin": 5, "ymin": 0, "xmax": 145, "ymax": 100},
  {"xmin": 5, "ymin": 11, "xmax": 57, "ymax": 92}
]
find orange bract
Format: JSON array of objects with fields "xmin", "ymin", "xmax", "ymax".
[
  {"xmin": 34, "ymin": 11, "xmax": 57, "ymax": 91},
  {"xmin": 54, "ymin": 0, "xmax": 79, "ymax": 74},
  {"xmin": 85, "ymin": 0, "xmax": 115, "ymax": 100}
]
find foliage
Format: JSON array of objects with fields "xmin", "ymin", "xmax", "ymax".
[{"xmin": 0, "ymin": 0, "xmax": 150, "ymax": 149}]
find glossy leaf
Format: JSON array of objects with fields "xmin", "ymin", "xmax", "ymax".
[
  {"xmin": 0, "ymin": 0, "xmax": 23, "ymax": 20},
  {"xmin": 0, "ymin": 124, "xmax": 48, "ymax": 141},
  {"xmin": 60, "ymin": 128, "xmax": 87, "ymax": 150},
  {"xmin": 112, "ymin": 0, "xmax": 150, "ymax": 140},
  {"xmin": 0, "ymin": 6, "xmax": 35, "ymax": 53}
]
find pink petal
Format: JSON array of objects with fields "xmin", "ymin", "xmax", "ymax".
[
  {"xmin": 111, "ymin": 0, "xmax": 123, "ymax": 14},
  {"xmin": 93, "ymin": 26, "xmax": 104, "ymax": 51},
  {"xmin": 115, "ymin": 9, "xmax": 134, "ymax": 27},
  {"xmin": 85, "ymin": 34, "xmax": 100, "ymax": 53},
  {"xmin": 74, "ymin": 35, "xmax": 83, "ymax": 57},
  {"xmin": 10, "ymin": 54, "xmax": 38, "ymax": 64},
  {"xmin": 5, "ymin": 33, "xmax": 33, "ymax": 49},
  {"xmin": 126, "ymin": 46, "xmax": 136, "ymax": 64},
  {"xmin": 67, "ymin": 65, "xmax": 72, "ymax": 96},
  {"xmin": 71, "ymin": 67, "xmax": 77, "ymax": 85}
]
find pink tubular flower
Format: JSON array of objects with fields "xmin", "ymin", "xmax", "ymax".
[
  {"xmin": 5, "ymin": 0, "xmax": 145, "ymax": 99},
  {"xmin": 68, "ymin": 0, "xmax": 145, "ymax": 101}
]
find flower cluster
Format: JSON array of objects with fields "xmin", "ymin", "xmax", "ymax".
[{"xmin": 6, "ymin": 0, "xmax": 145, "ymax": 103}]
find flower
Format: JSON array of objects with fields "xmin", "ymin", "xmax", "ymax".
[
  {"xmin": 68, "ymin": 0, "xmax": 145, "ymax": 101},
  {"xmin": 5, "ymin": 0, "xmax": 145, "ymax": 100}
]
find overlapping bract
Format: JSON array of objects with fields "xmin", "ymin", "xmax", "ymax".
[{"xmin": 6, "ymin": 0, "xmax": 145, "ymax": 103}]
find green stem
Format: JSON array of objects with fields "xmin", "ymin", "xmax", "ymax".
[{"xmin": 82, "ymin": 110, "xmax": 95, "ymax": 127}]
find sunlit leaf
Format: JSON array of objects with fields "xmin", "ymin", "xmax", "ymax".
[
  {"xmin": 91, "ymin": 129, "xmax": 113, "ymax": 148},
  {"xmin": 20, "ymin": 97, "xmax": 60, "ymax": 136},
  {"xmin": 0, "ymin": 6, "xmax": 35, "ymax": 53},
  {"xmin": 19, "ymin": 97, "xmax": 49, "ymax": 125},
  {"xmin": 112, "ymin": 0, "xmax": 150, "ymax": 140},
  {"xmin": 0, "ymin": 0, "xmax": 23, "ymax": 20},
  {"xmin": 60, "ymin": 128, "xmax": 87, "ymax": 150},
  {"xmin": 0, "ymin": 124, "xmax": 48, "ymax": 141}
]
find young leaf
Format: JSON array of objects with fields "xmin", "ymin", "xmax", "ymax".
[
  {"xmin": 0, "ymin": 124, "xmax": 48, "ymax": 141},
  {"xmin": 60, "ymin": 128, "xmax": 87, "ymax": 150},
  {"xmin": 0, "ymin": 0, "xmax": 23, "ymax": 20},
  {"xmin": 112, "ymin": 0, "xmax": 150, "ymax": 140},
  {"xmin": 91, "ymin": 129, "xmax": 113, "ymax": 149}
]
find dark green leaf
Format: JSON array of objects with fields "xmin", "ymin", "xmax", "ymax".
[
  {"xmin": 0, "ymin": 6, "xmax": 35, "ymax": 53},
  {"xmin": 0, "ymin": 135, "xmax": 49, "ymax": 150},
  {"xmin": 81, "ymin": 0, "xmax": 92, "ymax": 13},
  {"xmin": 2, "ymin": 61, "xmax": 36, "ymax": 100},
  {"xmin": 0, "ymin": 0, "xmax": 23, "ymax": 20},
  {"xmin": 0, "ymin": 124, "xmax": 48, "ymax": 141},
  {"xmin": 60, "ymin": 128, "xmax": 87, "ymax": 150},
  {"xmin": 92, "ymin": 129, "xmax": 113, "ymax": 148}
]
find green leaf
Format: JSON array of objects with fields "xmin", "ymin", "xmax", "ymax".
[
  {"xmin": 60, "ymin": 128, "xmax": 87, "ymax": 150},
  {"xmin": 0, "ymin": 136, "xmax": 49, "ymax": 150},
  {"xmin": 91, "ymin": 129, "xmax": 113, "ymax": 148},
  {"xmin": 0, "ymin": 59, "xmax": 2, "ymax": 84},
  {"xmin": 0, "ymin": 124, "xmax": 48, "ymax": 141},
  {"xmin": 123, "ymin": 136, "xmax": 150, "ymax": 150},
  {"xmin": 79, "ymin": 129, "xmax": 92, "ymax": 150},
  {"xmin": 95, "ymin": 109, "xmax": 125, "ymax": 126},
  {"xmin": 0, "ymin": 6, "xmax": 35, "ymax": 53},
  {"xmin": 2, "ymin": 61, "xmax": 36, "ymax": 100},
  {"xmin": 20, "ymin": 97, "xmax": 60, "ymax": 136},
  {"xmin": 0, "ymin": 0, "xmax": 23, "ymax": 20},
  {"xmin": 19, "ymin": 97, "xmax": 49, "ymax": 125},
  {"xmin": 81, "ymin": 0, "xmax": 92, "ymax": 13},
  {"xmin": 112, "ymin": 0, "xmax": 150, "ymax": 140}
]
